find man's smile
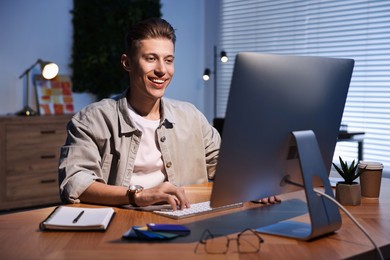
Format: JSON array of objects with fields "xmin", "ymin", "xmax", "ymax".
[{"xmin": 150, "ymin": 78, "xmax": 167, "ymax": 84}]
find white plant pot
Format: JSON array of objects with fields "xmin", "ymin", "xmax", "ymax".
[{"xmin": 335, "ymin": 182, "xmax": 361, "ymax": 206}]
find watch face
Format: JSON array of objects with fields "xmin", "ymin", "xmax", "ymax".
[{"xmin": 129, "ymin": 185, "xmax": 144, "ymax": 193}]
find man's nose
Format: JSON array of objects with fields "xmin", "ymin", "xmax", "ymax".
[{"xmin": 155, "ymin": 60, "xmax": 167, "ymax": 75}]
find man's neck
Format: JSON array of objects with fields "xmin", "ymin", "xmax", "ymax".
[{"xmin": 128, "ymin": 96, "xmax": 161, "ymax": 120}]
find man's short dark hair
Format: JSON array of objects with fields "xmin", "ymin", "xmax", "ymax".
[{"xmin": 125, "ymin": 18, "xmax": 176, "ymax": 56}]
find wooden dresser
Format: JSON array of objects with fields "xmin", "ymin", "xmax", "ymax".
[{"xmin": 0, "ymin": 115, "xmax": 72, "ymax": 210}]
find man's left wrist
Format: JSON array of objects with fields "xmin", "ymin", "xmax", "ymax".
[{"xmin": 127, "ymin": 185, "xmax": 144, "ymax": 205}]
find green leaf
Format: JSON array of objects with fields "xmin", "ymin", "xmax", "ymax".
[{"xmin": 333, "ymin": 156, "xmax": 360, "ymax": 185}]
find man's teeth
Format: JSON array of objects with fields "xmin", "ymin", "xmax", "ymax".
[{"xmin": 152, "ymin": 79, "xmax": 164, "ymax": 84}]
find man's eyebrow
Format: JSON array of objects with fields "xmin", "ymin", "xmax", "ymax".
[{"xmin": 143, "ymin": 53, "xmax": 174, "ymax": 58}]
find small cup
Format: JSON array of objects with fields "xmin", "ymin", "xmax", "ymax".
[{"xmin": 358, "ymin": 161, "xmax": 384, "ymax": 198}]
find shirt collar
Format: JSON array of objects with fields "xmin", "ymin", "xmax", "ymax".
[
  {"xmin": 117, "ymin": 89, "xmax": 175, "ymax": 133},
  {"xmin": 159, "ymin": 98, "xmax": 175, "ymax": 129}
]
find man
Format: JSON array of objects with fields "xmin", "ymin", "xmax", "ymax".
[
  {"xmin": 59, "ymin": 18, "xmax": 220, "ymax": 210},
  {"xmin": 59, "ymin": 18, "xmax": 277, "ymax": 210}
]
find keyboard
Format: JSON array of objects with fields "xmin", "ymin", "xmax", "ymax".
[{"xmin": 153, "ymin": 201, "xmax": 243, "ymax": 219}]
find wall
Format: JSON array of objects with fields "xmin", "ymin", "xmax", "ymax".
[
  {"xmin": 161, "ymin": 0, "xmax": 210, "ymax": 119},
  {"xmin": 0, "ymin": 0, "xmax": 73, "ymax": 114},
  {"xmin": 0, "ymin": 0, "xmax": 214, "ymax": 120}
]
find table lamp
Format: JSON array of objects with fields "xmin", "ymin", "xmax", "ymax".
[{"xmin": 17, "ymin": 59, "xmax": 59, "ymax": 116}]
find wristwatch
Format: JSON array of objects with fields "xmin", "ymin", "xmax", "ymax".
[{"xmin": 127, "ymin": 184, "xmax": 144, "ymax": 205}]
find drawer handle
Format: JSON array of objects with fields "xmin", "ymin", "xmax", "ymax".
[
  {"xmin": 41, "ymin": 155, "xmax": 56, "ymax": 159},
  {"xmin": 41, "ymin": 179, "xmax": 56, "ymax": 184},
  {"xmin": 41, "ymin": 130, "xmax": 56, "ymax": 134}
]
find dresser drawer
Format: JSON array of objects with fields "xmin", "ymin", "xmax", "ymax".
[
  {"xmin": 0, "ymin": 115, "xmax": 71, "ymax": 210},
  {"xmin": 6, "ymin": 147, "xmax": 60, "ymax": 175},
  {"xmin": 6, "ymin": 123, "xmax": 67, "ymax": 149},
  {"xmin": 6, "ymin": 172, "xmax": 59, "ymax": 200}
]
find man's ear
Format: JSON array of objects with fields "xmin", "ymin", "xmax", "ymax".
[{"xmin": 121, "ymin": 54, "xmax": 131, "ymax": 72}]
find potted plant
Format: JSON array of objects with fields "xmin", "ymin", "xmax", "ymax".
[{"xmin": 332, "ymin": 156, "xmax": 363, "ymax": 205}]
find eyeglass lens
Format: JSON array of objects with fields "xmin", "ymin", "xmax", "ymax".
[
  {"xmin": 237, "ymin": 229, "xmax": 261, "ymax": 253},
  {"xmin": 203, "ymin": 229, "xmax": 261, "ymax": 254},
  {"xmin": 205, "ymin": 236, "xmax": 229, "ymax": 254}
]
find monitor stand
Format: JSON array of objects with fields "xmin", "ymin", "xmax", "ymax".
[{"xmin": 257, "ymin": 130, "xmax": 342, "ymax": 240}]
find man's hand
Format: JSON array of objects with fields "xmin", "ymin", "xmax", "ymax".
[
  {"xmin": 134, "ymin": 182, "xmax": 190, "ymax": 210},
  {"xmin": 253, "ymin": 196, "xmax": 281, "ymax": 204}
]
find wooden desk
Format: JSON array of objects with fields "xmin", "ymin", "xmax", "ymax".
[{"xmin": 1, "ymin": 180, "xmax": 390, "ymax": 259}]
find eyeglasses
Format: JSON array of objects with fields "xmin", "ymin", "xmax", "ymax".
[{"xmin": 194, "ymin": 228, "xmax": 264, "ymax": 254}]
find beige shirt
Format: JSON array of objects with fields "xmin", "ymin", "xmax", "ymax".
[{"xmin": 58, "ymin": 90, "xmax": 221, "ymax": 203}]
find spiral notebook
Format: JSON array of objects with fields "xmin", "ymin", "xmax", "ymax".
[{"xmin": 40, "ymin": 206, "xmax": 115, "ymax": 231}]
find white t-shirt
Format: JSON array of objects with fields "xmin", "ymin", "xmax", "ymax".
[{"xmin": 128, "ymin": 105, "xmax": 166, "ymax": 189}]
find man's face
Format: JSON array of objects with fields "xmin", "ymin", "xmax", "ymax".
[{"xmin": 128, "ymin": 38, "xmax": 174, "ymax": 101}]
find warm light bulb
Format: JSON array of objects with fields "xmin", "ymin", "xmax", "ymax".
[
  {"xmin": 221, "ymin": 56, "xmax": 228, "ymax": 63},
  {"xmin": 220, "ymin": 51, "xmax": 228, "ymax": 63},
  {"xmin": 42, "ymin": 63, "xmax": 59, "ymax": 79}
]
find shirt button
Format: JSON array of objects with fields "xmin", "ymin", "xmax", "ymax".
[
  {"xmin": 160, "ymin": 136, "xmax": 166, "ymax": 142},
  {"xmin": 166, "ymin": 162, "xmax": 172, "ymax": 168}
]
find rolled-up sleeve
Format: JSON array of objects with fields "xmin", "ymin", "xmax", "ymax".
[{"xmin": 58, "ymin": 118, "xmax": 105, "ymax": 203}]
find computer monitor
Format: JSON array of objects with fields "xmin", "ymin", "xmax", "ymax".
[{"xmin": 210, "ymin": 52, "xmax": 354, "ymax": 240}]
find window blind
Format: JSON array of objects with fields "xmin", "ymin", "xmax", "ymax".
[{"xmin": 218, "ymin": 0, "xmax": 390, "ymax": 176}]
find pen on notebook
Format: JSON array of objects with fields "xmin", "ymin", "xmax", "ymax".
[{"xmin": 72, "ymin": 210, "xmax": 85, "ymax": 223}]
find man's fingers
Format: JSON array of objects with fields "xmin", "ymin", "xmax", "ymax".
[
  {"xmin": 166, "ymin": 188, "xmax": 190, "ymax": 211},
  {"xmin": 174, "ymin": 187, "xmax": 190, "ymax": 210},
  {"xmin": 265, "ymin": 196, "xmax": 281, "ymax": 204},
  {"xmin": 252, "ymin": 196, "xmax": 282, "ymax": 204},
  {"xmin": 166, "ymin": 194, "xmax": 179, "ymax": 211}
]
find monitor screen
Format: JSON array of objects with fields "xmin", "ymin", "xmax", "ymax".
[{"xmin": 210, "ymin": 53, "xmax": 354, "ymax": 208}]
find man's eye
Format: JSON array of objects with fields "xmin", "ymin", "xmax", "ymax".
[
  {"xmin": 146, "ymin": 56, "xmax": 156, "ymax": 61},
  {"xmin": 165, "ymin": 59, "xmax": 174, "ymax": 64}
]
